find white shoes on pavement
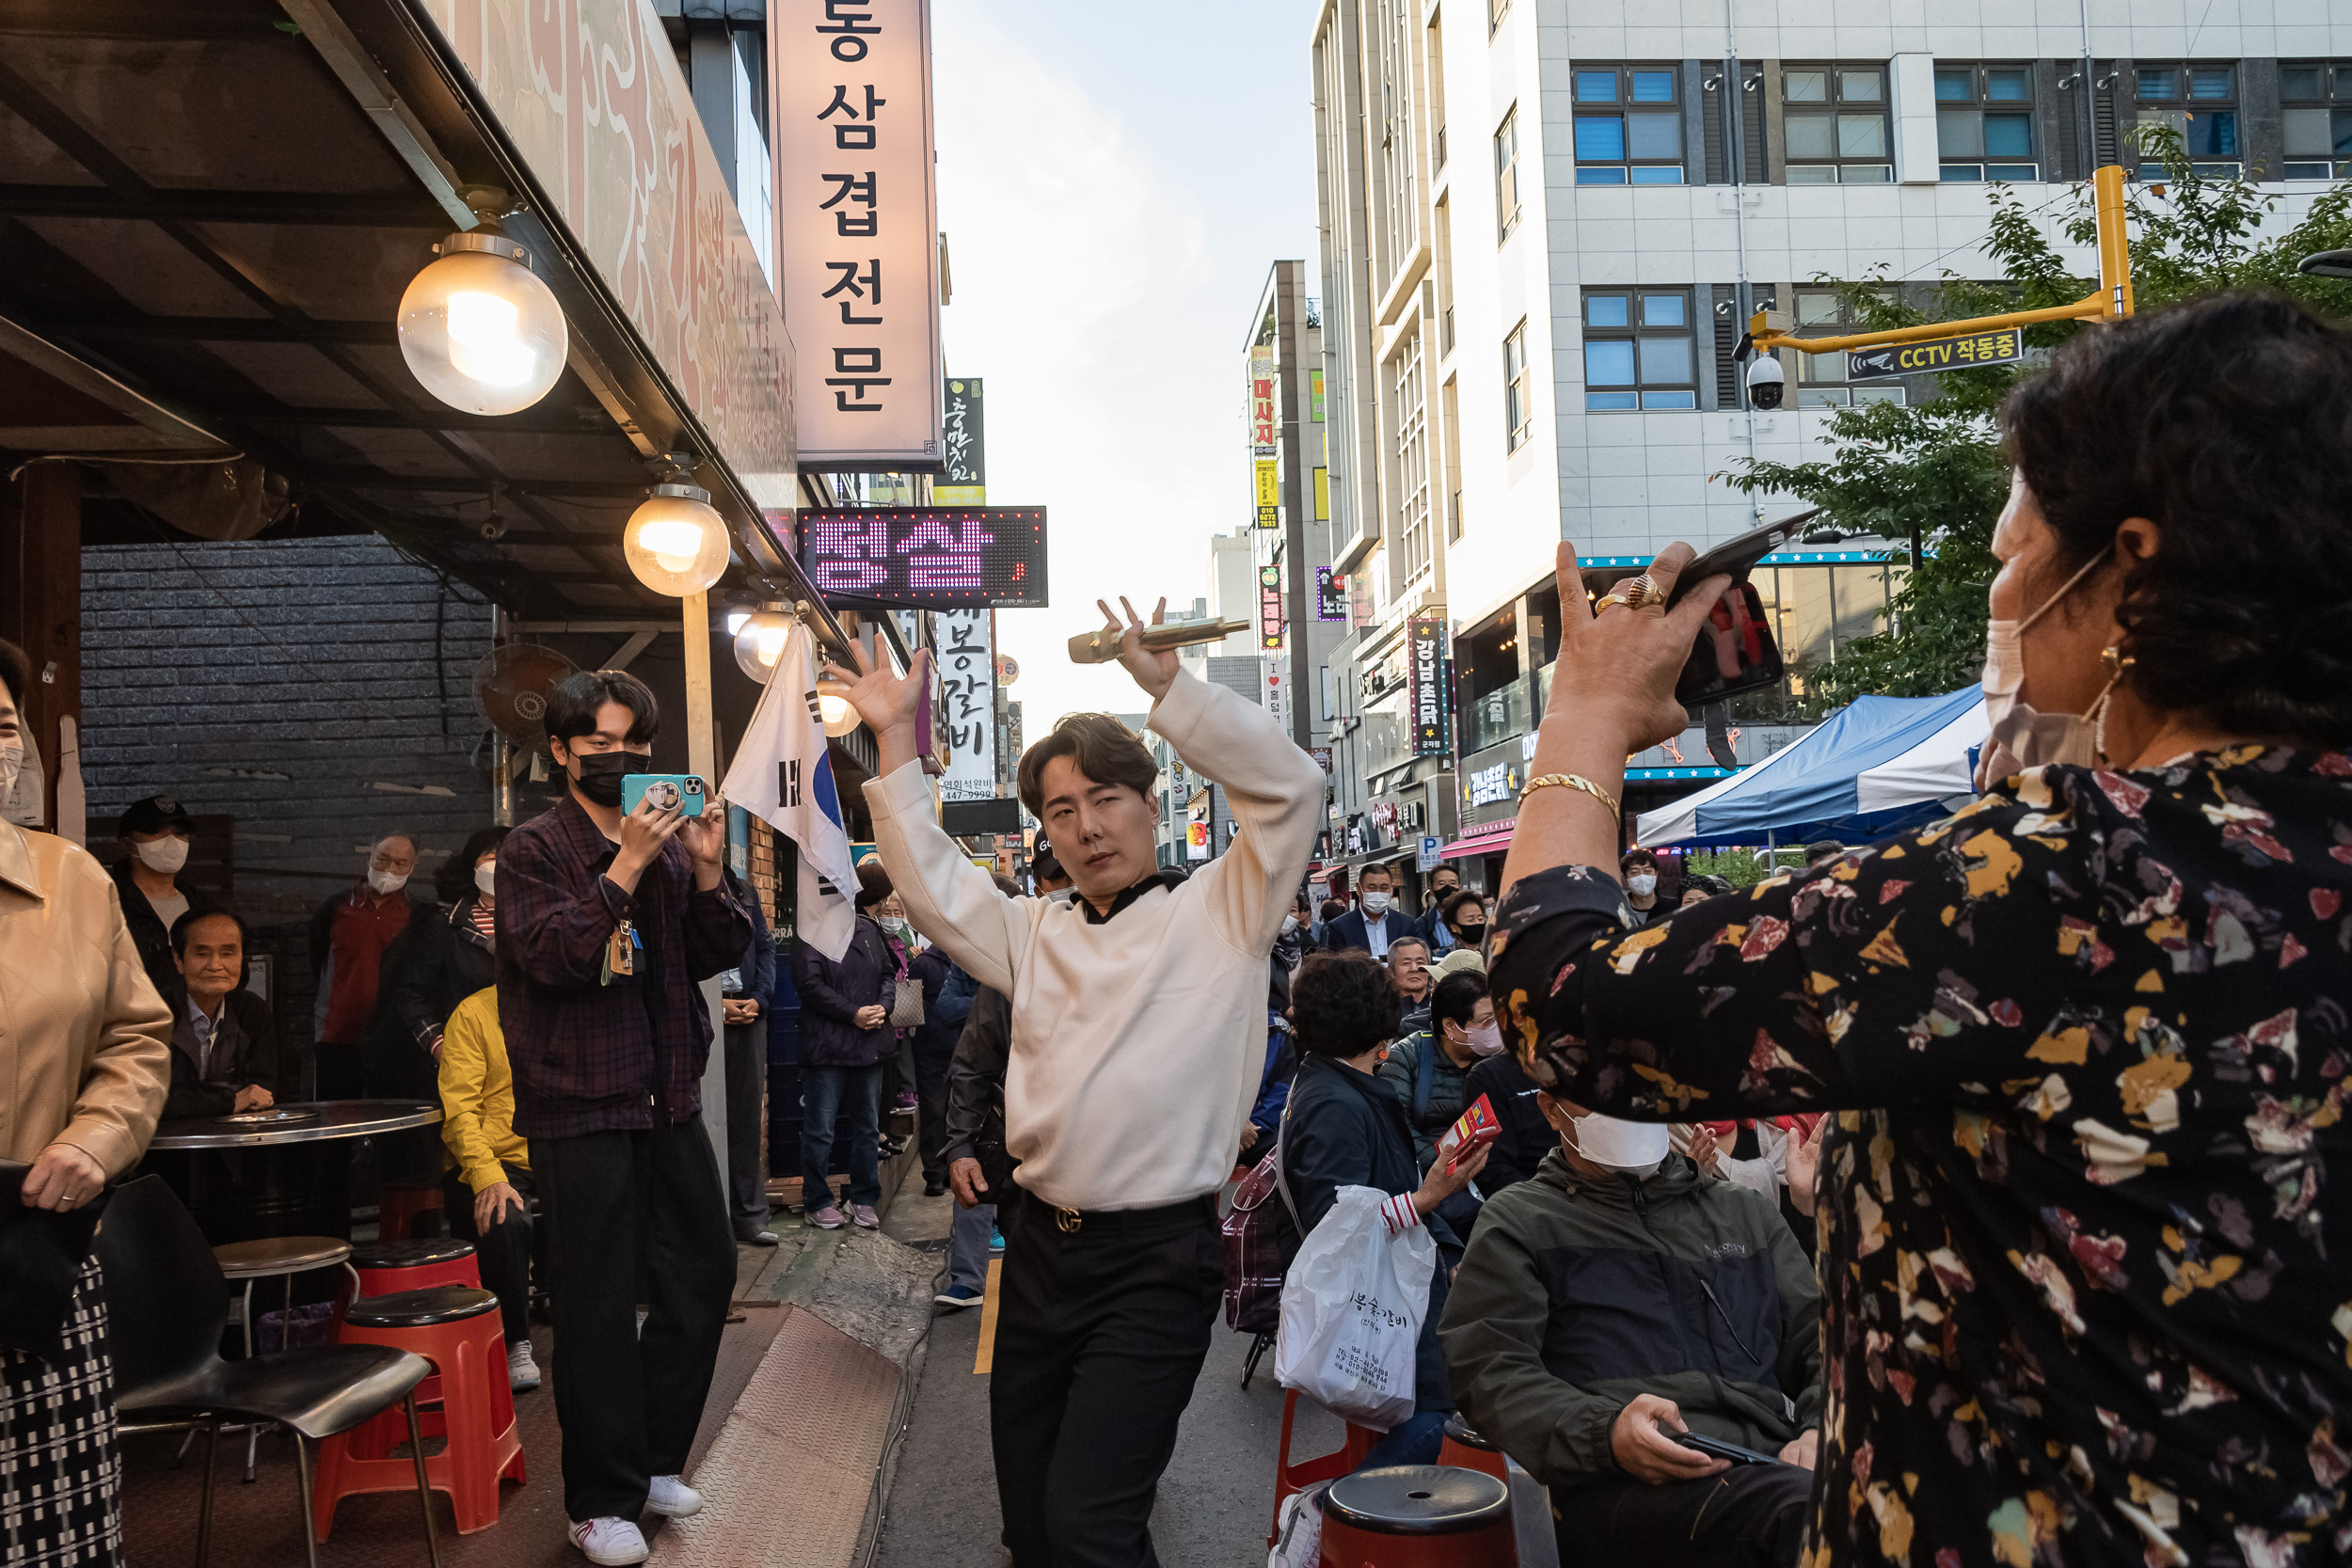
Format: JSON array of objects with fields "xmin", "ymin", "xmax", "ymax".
[
  {"xmin": 570, "ymin": 1517, "xmax": 648, "ymax": 1565},
  {"xmin": 567, "ymin": 1478, "xmax": 699, "ymax": 1563},
  {"xmin": 508, "ymin": 1340, "xmax": 541, "ymax": 1391},
  {"xmin": 647, "ymin": 1474, "xmax": 703, "ymax": 1517}
]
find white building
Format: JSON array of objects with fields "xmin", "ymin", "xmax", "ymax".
[{"xmin": 1311, "ymin": 0, "xmax": 2347, "ymax": 888}]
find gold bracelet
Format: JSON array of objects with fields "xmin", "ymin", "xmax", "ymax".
[{"xmin": 1519, "ymin": 771, "xmax": 1621, "ymax": 823}]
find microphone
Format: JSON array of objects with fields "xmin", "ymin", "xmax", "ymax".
[{"xmin": 1067, "ymin": 618, "xmax": 1253, "ymax": 665}]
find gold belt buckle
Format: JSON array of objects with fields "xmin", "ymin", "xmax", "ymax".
[{"xmin": 1055, "ymin": 1206, "xmax": 1083, "ymax": 1234}]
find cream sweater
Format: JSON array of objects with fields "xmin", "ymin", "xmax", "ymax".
[{"xmin": 863, "ymin": 670, "xmax": 1324, "ymax": 1212}]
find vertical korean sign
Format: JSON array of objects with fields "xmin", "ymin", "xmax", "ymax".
[
  {"xmin": 937, "ymin": 377, "xmax": 985, "ymax": 503},
  {"xmin": 1249, "ymin": 345, "xmax": 1279, "ymax": 529},
  {"xmin": 773, "ymin": 0, "xmax": 945, "ymax": 468},
  {"xmin": 1408, "ymin": 615, "xmax": 1448, "ymax": 756},
  {"xmin": 934, "ymin": 610, "xmax": 994, "ymax": 800},
  {"xmin": 1258, "ymin": 564, "xmax": 1284, "ymax": 650}
]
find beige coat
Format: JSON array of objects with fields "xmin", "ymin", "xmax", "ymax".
[{"xmin": 0, "ymin": 822, "xmax": 172, "ymax": 1175}]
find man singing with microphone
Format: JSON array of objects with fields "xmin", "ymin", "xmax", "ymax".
[{"xmin": 832, "ymin": 598, "xmax": 1323, "ymax": 1568}]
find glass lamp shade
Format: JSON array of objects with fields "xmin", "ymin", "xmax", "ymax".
[
  {"xmin": 622, "ymin": 485, "xmax": 731, "ymax": 595},
  {"xmin": 732, "ymin": 608, "xmax": 796, "ymax": 682},
  {"xmin": 397, "ymin": 239, "xmax": 568, "ymax": 416},
  {"xmin": 817, "ymin": 685, "xmax": 863, "ymax": 737}
]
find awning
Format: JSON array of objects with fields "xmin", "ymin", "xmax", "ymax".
[
  {"xmin": 1440, "ymin": 818, "xmax": 1514, "ymax": 860},
  {"xmin": 1635, "ymin": 687, "xmax": 1986, "ymax": 847}
]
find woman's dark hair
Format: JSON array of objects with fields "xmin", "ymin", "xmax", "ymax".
[
  {"xmin": 1431, "ymin": 970, "xmax": 1488, "ymax": 1030},
  {"xmin": 546, "ymin": 669, "xmax": 660, "ymax": 747},
  {"xmin": 2004, "ymin": 292, "xmax": 2352, "ymax": 745},
  {"xmin": 1290, "ymin": 951, "xmax": 1403, "ymax": 1057},
  {"xmin": 169, "ymin": 905, "xmax": 249, "ymax": 956},
  {"xmin": 437, "ymin": 825, "xmax": 512, "ymax": 904},
  {"xmin": 0, "ymin": 638, "xmax": 26, "ymax": 709},
  {"xmin": 1016, "ymin": 712, "xmax": 1158, "ymax": 817},
  {"xmin": 993, "ymin": 873, "xmax": 1025, "ymax": 898},
  {"xmin": 1441, "ymin": 888, "xmax": 1486, "ymax": 927},
  {"xmin": 1318, "ymin": 898, "xmax": 1348, "ymax": 923},
  {"xmin": 855, "ymin": 859, "xmax": 894, "ymax": 911}
]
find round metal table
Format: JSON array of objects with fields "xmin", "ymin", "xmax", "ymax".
[{"xmin": 142, "ymin": 1100, "xmax": 443, "ymax": 1247}]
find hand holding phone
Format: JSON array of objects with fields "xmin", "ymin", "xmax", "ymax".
[{"xmin": 1653, "ymin": 511, "xmax": 1819, "ymax": 708}]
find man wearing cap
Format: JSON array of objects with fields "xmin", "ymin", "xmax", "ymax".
[
  {"xmin": 309, "ymin": 833, "xmax": 429, "ymax": 1101},
  {"xmin": 113, "ymin": 794, "xmax": 222, "ymax": 996}
]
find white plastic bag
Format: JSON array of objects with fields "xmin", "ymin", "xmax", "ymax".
[{"xmin": 1273, "ymin": 1184, "xmax": 1436, "ymax": 1432}]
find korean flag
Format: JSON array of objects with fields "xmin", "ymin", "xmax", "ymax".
[{"xmin": 721, "ymin": 623, "xmax": 862, "ymax": 960}]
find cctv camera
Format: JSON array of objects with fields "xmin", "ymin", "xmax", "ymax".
[
  {"xmin": 1746, "ymin": 356, "xmax": 1786, "ymax": 411},
  {"xmin": 479, "ymin": 511, "xmax": 508, "ymax": 541}
]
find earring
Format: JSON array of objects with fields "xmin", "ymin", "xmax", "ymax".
[{"xmin": 2091, "ymin": 644, "xmax": 2137, "ymax": 766}]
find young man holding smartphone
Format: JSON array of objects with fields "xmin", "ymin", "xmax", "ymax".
[
  {"xmin": 833, "ymin": 598, "xmax": 1324, "ymax": 1568},
  {"xmin": 495, "ymin": 669, "xmax": 749, "ymax": 1567}
]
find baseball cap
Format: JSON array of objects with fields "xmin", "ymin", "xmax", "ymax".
[
  {"xmin": 1030, "ymin": 834, "xmax": 1064, "ymax": 883},
  {"xmin": 119, "ymin": 794, "xmax": 194, "ymax": 837}
]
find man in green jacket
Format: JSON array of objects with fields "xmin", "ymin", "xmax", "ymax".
[{"xmin": 1438, "ymin": 1094, "xmax": 1820, "ymax": 1568}]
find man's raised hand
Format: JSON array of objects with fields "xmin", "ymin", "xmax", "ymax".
[
  {"xmin": 1097, "ymin": 596, "xmax": 1178, "ymax": 704},
  {"xmin": 824, "ymin": 637, "xmax": 932, "ymax": 776}
]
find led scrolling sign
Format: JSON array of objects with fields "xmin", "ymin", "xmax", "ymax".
[{"xmin": 793, "ymin": 508, "xmax": 1048, "ymax": 610}]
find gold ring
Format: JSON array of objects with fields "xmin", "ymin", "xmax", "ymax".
[
  {"xmin": 1622, "ymin": 573, "xmax": 1659, "ymax": 609},
  {"xmin": 1594, "ymin": 593, "xmax": 1636, "ymax": 614}
]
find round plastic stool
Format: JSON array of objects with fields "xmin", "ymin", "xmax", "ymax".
[
  {"xmin": 1269, "ymin": 1388, "xmax": 1384, "ymax": 1547},
  {"xmin": 1318, "ymin": 1465, "xmax": 1516, "ymax": 1568},
  {"xmin": 312, "ymin": 1287, "xmax": 525, "ymax": 1537},
  {"xmin": 1437, "ymin": 1413, "xmax": 1508, "ymax": 1481},
  {"xmin": 351, "ymin": 1237, "xmax": 481, "ymax": 1296}
]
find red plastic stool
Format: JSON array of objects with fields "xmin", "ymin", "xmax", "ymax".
[
  {"xmin": 312, "ymin": 1287, "xmax": 525, "ymax": 1538},
  {"xmin": 1269, "ymin": 1389, "xmax": 1383, "ymax": 1547},
  {"xmin": 1317, "ymin": 1465, "xmax": 1516, "ymax": 1567},
  {"xmin": 1437, "ymin": 1413, "xmax": 1508, "ymax": 1481},
  {"xmin": 376, "ymin": 1181, "xmax": 445, "ymax": 1242},
  {"xmin": 343, "ymin": 1239, "xmax": 485, "ymax": 1459}
]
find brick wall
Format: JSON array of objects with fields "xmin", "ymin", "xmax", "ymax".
[{"xmin": 81, "ymin": 535, "xmax": 498, "ymax": 927}]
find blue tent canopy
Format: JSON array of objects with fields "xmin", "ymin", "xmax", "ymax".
[{"xmin": 1636, "ymin": 686, "xmax": 1985, "ymax": 848}]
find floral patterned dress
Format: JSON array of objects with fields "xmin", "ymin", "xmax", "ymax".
[{"xmin": 1487, "ymin": 748, "xmax": 2352, "ymax": 1567}]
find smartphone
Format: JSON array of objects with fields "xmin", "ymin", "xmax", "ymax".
[
  {"xmin": 1675, "ymin": 1432, "xmax": 1787, "ymax": 1467},
  {"xmin": 1656, "ymin": 510, "xmax": 1820, "ymax": 708},
  {"xmin": 621, "ymin": 773, "xmax": 708, "ymax": 816}
]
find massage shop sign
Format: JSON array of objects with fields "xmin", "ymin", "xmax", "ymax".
[{"xmin": 774, "ymin": 0, "xmax": 945, "ymax": 468}]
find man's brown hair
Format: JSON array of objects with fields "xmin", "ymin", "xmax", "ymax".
[{"xmin": 1016, "ymin": 713, "xmax": 1158, "ymax": 817}]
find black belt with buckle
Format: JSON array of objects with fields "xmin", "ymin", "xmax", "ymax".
[{"xmin": 1023, "ymin": 1189, "xmax": 1216, "ymax": 1239}]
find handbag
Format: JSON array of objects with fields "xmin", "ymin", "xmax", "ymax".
[
  {"xmin": 1221, "ymin": 1090, "xmax": 1303, "ymax": 1333},
  {"xmin": 0, "ymin": 1161, "xmax": 108, "ymax": 1355},
  {"xmin": 888, "ymin": 976, "xmax": 926, "ymax": 1027}
]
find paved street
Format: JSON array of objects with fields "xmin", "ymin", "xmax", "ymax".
[{"xmin": 874, "ymin": 1191, "xmax": 1334, "ymax": 1567}]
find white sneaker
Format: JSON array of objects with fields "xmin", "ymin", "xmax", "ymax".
[
  {"xmin": 569, "ymin": 1517, "xmax": 649, "ymax": 1565},
  {"xmin": 646, "ymin": 1474, "xmax": 702, "ymax": 1517},
  {"xmin": 508, "ymin": 1340, "xmax": 542, "ymax": 1391}
]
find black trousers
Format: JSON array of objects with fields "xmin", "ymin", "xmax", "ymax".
[
  {"xmin": 444, "ymin": 1162, "xmax": 543, "ymax": 1346},
  {"xmin": 723, "ymin": 1025, "xmax": 771, "ymax": 1237},
  {"xmin": 529, "ymin": 1116, "xmax": 736, "ymax": 1523},
  {"xmin": 912, "ymin": 1037, "xmax": 954, "ymax": 1184},
  {"xmin": 991, "ymin": 1191, "xmax": 1222, "ymax": 1568},
  {"xmin": 1550, "ymin": 1462, "xmax": 1814, "ymax": 1568}
]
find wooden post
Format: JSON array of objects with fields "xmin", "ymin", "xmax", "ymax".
[
  {"xmin": 0, "ymin": 464, "xmax": 82, "ymax": 833},
  {"xmin": 683, "ymin": 590, "xmax": 730, "ymax": 1217}
]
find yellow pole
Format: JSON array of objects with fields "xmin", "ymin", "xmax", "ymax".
[{"xmin": 2093, "ymin": 163, "xmax": 2135, "ymax": 319}]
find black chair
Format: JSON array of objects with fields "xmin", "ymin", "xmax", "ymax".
[{"xmin": 95, "ymin": 1176, "xmax": 443, "ymax": 1568}]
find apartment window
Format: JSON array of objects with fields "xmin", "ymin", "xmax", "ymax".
[
  {"xmin": 1392, "ymin": 330, "xmax": 1432, "ymax": 584},
  {"xmin": 1782, "ymin": 66, "xmax": 1891, "ymax": 182},
  {"xmin": 1789, "ymin": 289, "xmax": 1907, "ymax": 408},
  {"xmin": 1936, "ymin": 65, "xmax": 2038, "ymax": 181},
  {"xmin": 1494, "ymin": 107, "xmax": 1521, "ymax": 242},
  {"xmin": 1502, "ymin": 319, "xmax": 1532, "ymax": 450},
  {"xmin": 1581, "ymin": 289, "xmax": 1696, "ymax": 410},
  {"xmin": 1440, "ymin": 376, "xmax": 1463, "ymax": 542},
  {"xmin": 2281, "ymin": 63, "xmax": 2352, "ymax": 180},
  {"xmin": 2133, "ymin": 63, "xmax": 2240, "ymax": 177},
  {"xmin": 1572, "ymin": 66, "xmax": 1685, "ymax": 183}
]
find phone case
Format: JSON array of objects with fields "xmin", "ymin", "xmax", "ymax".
[{"xmin": 621, "ymin": 773, "xmax": 707, "ymax": 816}]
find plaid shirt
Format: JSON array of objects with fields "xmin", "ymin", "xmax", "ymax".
[{"xmin": 494, "ymin": 794, "xmax": 750, "ymax": 1138}]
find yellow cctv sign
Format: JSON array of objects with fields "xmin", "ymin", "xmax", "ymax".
[{"xmin": 1847, "ymin": 326, "xmax": 2023, "ymax": 381}]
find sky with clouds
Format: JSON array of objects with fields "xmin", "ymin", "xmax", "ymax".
[{"xmin": 930, "ymin": 0, "xmax": 1321, "ymax": 731}]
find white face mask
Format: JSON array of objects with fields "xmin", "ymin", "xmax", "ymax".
[
  {"xmin": 1626, "ymin": 873, "xmax": 1657, "ymax": 897},
  {"xmin": 1981, "ymin": 551, "xmax": 2124, "ymax": 773},
  {"xmin": 475, "ymin": 862, "xmax": 498, "ymax": 896},
  {"xmin": 1279, "ymin": 913, "xmax": 1299, "ymax": 936},
  {"xmin": 1360, "ymin": 891, "xmax": 1391, "ymax": 917},
  {"xmin": 367, "ymin": 867, "xmax": 410, "ymax": 895},
  {"xmin": 1565, "ymin": 1111, "xmax": 1671, "ymax": 1173},
  {"xmin": 135, "ymin": 835, "xmax": 190, "ymax": 874},
  {"xmin": 0, "ymin": 740, "xmax": 19, "ymax": 800},
  {"xmin": 1463, "ymin": 1021, "xmax": 1506, "ymax": 1057}
]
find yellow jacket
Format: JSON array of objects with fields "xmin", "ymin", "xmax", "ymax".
[
  {"xmin": 437, "ymin": 987, "xmax": 527, "ymax": 1191},
  {"xmin": 0, "ymin": 822, "xmax": 171, "ymax": 1174}
]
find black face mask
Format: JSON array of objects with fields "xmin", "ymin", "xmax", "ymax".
[
  {"xmin": 568, "ymin": 749, "xmax": 636, "ymax": 808},
  {"xmin": 1454, "ymin": 920, "xmax": 1487, "ymax": 943}
]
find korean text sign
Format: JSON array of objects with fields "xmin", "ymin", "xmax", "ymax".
[
  {"xmin": 1846, "ymin": 326, "xmax": 2022, "ymax": 381},
  {"xmin": 793, "ymin": 507, "xmax": 1047, "ymax": 608},
  {"xmin": 933, "ymin": 610, "xmax": 995, "ymax": 801},
  {"xmin": 1408, "ymin": 615, "xmax": 1448, "ymax": 756},
  {"xmin": 772, "ymin": 0, "xmax": 944, "ymax": 467}
]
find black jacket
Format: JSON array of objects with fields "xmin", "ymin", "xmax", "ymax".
[
  {"xmin": 906, "ymin": 947, "xmax": 971, "ymax": 1062},
  {"xmin": 1459, "ymin": 1052, "xmax": 1552, "ymax": 1196},
  {"xmin": 162, "ymin": 987, "xmax": 286, "ymax": 1120},
  {"xmin": 788, "ymin": 913, "xmax": 897, "ymax": 1069},
  {"xmin": 109, "ymin": 859, "xmax": 223, "ymax": 1000},
  {"xmin": 1319, "ymin": 906, "xmax": 1411, "ymax": 957},
  {"xmin": 1273, "ymin": 1053, "xmax": 1456, "ymax": 1414},
  {"xmin": 381, "ymin": 895, "xmax": 498, "ymax": 1056},
  {"xmin": 942, "ymin": 986, "xmax": 1015, "ymax": 1202}
]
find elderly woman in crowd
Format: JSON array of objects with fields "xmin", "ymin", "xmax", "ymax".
[
  {"xmin": 0, "ymin": 638, "xmax": 173, "ymax": 1565},
  {"xmin": 1476, "ymin": 294, "xmax": 2352, "ymax": 1565}
]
